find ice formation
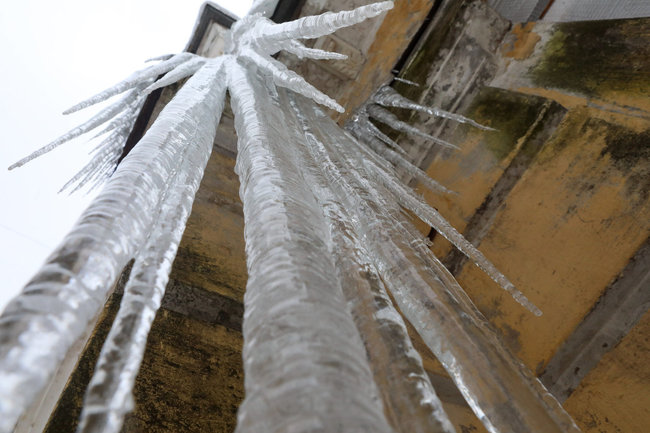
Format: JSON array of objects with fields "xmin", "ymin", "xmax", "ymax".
[
  {"xmin": 76, "ymin": 59, "xmax": 227, "ymax": 433},
  {"xmin": 291, "ymin": 96, "xmax": 577, "ymax": 433},
  {"xmin": 347, "ymin": 85, "xmax": 542, "ymax": 316},
  {"xmin": 2, "ymin": 2, "xmax": 581, "ymax": 433}
]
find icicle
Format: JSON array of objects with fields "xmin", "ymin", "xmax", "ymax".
[
  {"xmin": 145, "ymin": 53, "xmax": 175, "ymax": 62},
  {"xmin": 239, "ymin": 47, "xmax": 344, "ymax": 112},
  {"xmin": 2, "ymin": 3, "xmax": 578, "ymax": 433},
  {"xmin": 224, "ymin": 3, "xmax": 392, "ymax": 113},
  {"xmin": 60, "ymin": 146, "xmax": 119, "ymax": 194},
  {"xmin": 353, "ymin": 128, "xmax": 454, "ymax": 195},
  {"xmin": 8, "ymin": 88, "xmax": 141, "ymax": 170},
  {"xmin": 296, "ymin": 97, "xmax": 580, "ymax": 433},
  {"xmin": 282, "ymin": 40, "xmax": 348, "ymax": 60},
  {"xmin": 393, "ymin": 76, "xmax": 419, "ymax": 87},
  {"xmin": 76, "ymin": 59, "xmax": 226, "ymax": 433},
  {"xmin": 60, "ymin": 88, "xmax": 150, "ymax": 193},
  {"xmin": 351, "ymin": 112, "xmax": 410, "ymax": 156},
  {"xmin": 347, "ymin": 124, "xmax": 538, "ymax": 314},
  {"xmin": 373, "ymin": 86, "xmax": 495, "ymax": 131},
  {"xmin": 286, "ymin": 91, "xmax": 455, "ymax": 433},
  {"xmin": 0, "ymin": 56, "xmax": 228, "ymax": 433},
  {"xmin": 248, "ymin": 1, "xmax": 393, "ymax": 45},
  {"xmin": 227, "ymin": 58, "xmax": 393, "ymax": 433},
  {"xmin": 63, "ymin": 52, "xmax": 196, "ymax": 114},
  {"xmin": 366, "ymin": 104, "xmax": 459, "ymax": 150},
  {"xmin": 143, "ymin": 57, "xmax": 207, "ymax": 94},
  {"xmin": 383, "ymin": 169, "xmax": 540, "ymax": 315},
  {"xmin": 247, "ymin": 0, "xmax": 278, "ymax": 17}
]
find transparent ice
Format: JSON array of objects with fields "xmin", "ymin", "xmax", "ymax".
[{"xmin": 2, "ymin": 2, "xmax": 580, "ymax": 433}]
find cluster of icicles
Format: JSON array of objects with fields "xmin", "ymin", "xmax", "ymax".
[{"xmin": 1, "ymin": 1, "xmax": 581, "ymax": 433}]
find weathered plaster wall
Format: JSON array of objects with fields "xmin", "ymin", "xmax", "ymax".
[
  {"xmin": 451, "ymin": 107, "xmax": 649, "ymax": 371},
  {"xmin": 563, "ymin": 310, "xmax": 650, "ymax": 433},
  {"xmin": 391, "ymin": 3, "xmax": 649, "ymax": 432}
]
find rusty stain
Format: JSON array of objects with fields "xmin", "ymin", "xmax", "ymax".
[{"xmin": 503, "ymin": 23, "xmax": 541, "ymax": 60}]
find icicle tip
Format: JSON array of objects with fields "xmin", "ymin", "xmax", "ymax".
[{"xmin": 145, "ymin": 54, "xmax": 175, "ymax": 63}]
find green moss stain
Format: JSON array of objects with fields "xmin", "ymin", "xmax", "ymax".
[
  {"xmin": 602, "ymin": 126, "xmax": 650, "ymax": 167},
  {"xmin": 538, "ymin": 112, "xmax": 650, "ymax": 206},
  {"xmin": 531, "ymin": 19, "xmax": 650, "ymax": 97},
  {"xmin": 465, "ymin": 87, "xmax": 547, "ymax": 161},
  {"xmin": 601, "ymin": 124, "xmax": 650, "ymax": 203}
]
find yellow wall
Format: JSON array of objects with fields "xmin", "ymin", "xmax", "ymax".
[{"xmin": 564, "ymin": 311, "xmax": 650, "ymax": 433}]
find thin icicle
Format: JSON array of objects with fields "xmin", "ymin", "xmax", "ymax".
[
  {"xmin": 67, "ymin": 147, "xmax": 121, "ymax": 194},
  {"xmin": 398, "ymin": 185, "xmax": 542, "ymax": 315},
  {"xmin": 282, "ymin": 40, "xmax": 348, "ymax": 60},
  {"xmin": 373, "ymin": 86, "xmax": 495, "ymax": 131},
  {"xmin": 366, "ymin": 104, "xmax": 459, "ymax": 150},
  {"xmin": 92, "ymin": 85, "xmax": 151, "ymax": 139},
  {"xmin": 64, "ymin": 52, "xmax": 195, "ymax": 114},
  {"xmin": 393, "ymin": 76, "xmax": 419, "ymax": 87},
  {"xmin": 351, "ymin": 113, "xmax": 410, "ymax": 156},
  {"xmin": 62, "ymin": 89, "xmax": 151, "ymax": 193},
  {"xmin": 143, "ymin": 57, "xmax": 207, "ymax": 94},
  {"xmin": 239, "ymin": 48, "xmax": 344, "ymax": 112},
  {"xmin": 8, "ymin": 88, "xmax": 141, "ymax": 170},
  {"xmin": 145, "ymin": 53, "xmax": 175, "ymax": 62},
  {"xmin": 350, "ymin": 126, "xmax": 454, "ymax": 195},
  {"xmin": 61, "ymin": 146, "xmax": 119, "ymax": 193},
  {"xmin": 76, "ymin": 59, "xmax": 226, "ymax": 433}
]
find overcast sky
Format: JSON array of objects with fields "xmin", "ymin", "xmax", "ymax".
[{"xmin": 0, "ymin": 0, "xmax": 253, "ymax": 313}]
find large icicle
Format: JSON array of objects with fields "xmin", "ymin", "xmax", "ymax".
[
  {"xmin": 0, "ymin": 59, "xmax": 220, "ymax": 433},
  {"xmin": 287, "ymin": 91, "xmax": 455, "ymax": 433},
  {"xmin": 75, "ymin": 59, "xmax": 226, "ymax": 433},
  {"xmin": 240, "ymin": 2, "xmax": 393, "ymax": 47},
  {"xmin": 228, "ymin": 59, "xmax": 393, "ymax": 433},
  {"xmin": 2, "ymin": 2, "xmax": 583, "ymax": 433},
  {"xmin": 297, "ymin": 98, "xmax": 579, "ymax": 433}
]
